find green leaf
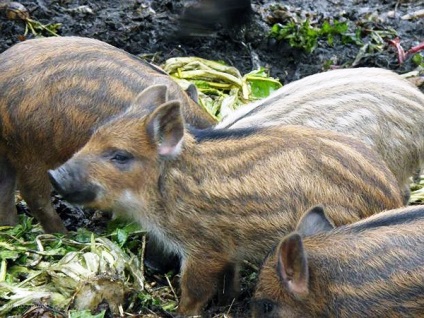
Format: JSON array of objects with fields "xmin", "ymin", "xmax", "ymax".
[
  {"xmin": 138, "ymin": 292, "xmax": 163, "ymax": 307},
  {"xmin": 74, "ymin": 228, "xmax": 94, "ymax": 243},
  {"xmin": 247, "ymin": 78, "xmax": 282, "ymax": 99},
  {"xmin": 69, "ymin": 309, "xmax": 106, "ymax": 318},
  {"xmin": 243, "ymin": 68, "xmax": 282, "ymax": 99},
  {"xmin": 321, "ymin": 20, "xmax": 331, "ymax": 34},
  {"xmin": 333, "ymin": 20, "xmax": 348, "ymax": 34},
  {"xmin": 271, "ymin": 23, "xmax": 282, "ymax": 35},
  {"xmin": 0, "ymin": 250, "xmax": 21, "ymax": 260},
  {"xmin": 116, "ymin": 228, "xmax": 128, "ymax": 247},
  {"xmin": 107, "ymin": 217, "xmax": 141, "ymax": 234},
  {"xmin": 412, "ymin": 53, "xmax": 423, "ymax": 67},
  {"xmin": 269, "ymin": 19, "xmax": 361, "ymax": 53},
  {"xmin": 161, "ymin": 300, "xmax": 177, "ymax": 311}
]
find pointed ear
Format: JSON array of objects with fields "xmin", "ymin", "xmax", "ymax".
[
  {"xmin": 145, "ymin": 100, "xmax": 185, "ymax": 159},
  {"xmin": 296, "ymin": 205, "xmax": 335, "ymax": 237},
  {"xmin": 277, "ymin": 233, "xmax": 309, "ymax": 298},
  {"xmin": 128, "ymin": 84, "xmax": 169, "ymax": 114},
  {"xmin": 185, "ymin": 84, "xmax": 199, "ymax": 104}
]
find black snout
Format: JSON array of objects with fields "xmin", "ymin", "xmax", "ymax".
[{"xmin": 48, "ymin": 165, "xmax": 98, "ymax": 205}]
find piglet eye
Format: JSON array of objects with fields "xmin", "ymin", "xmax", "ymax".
[
  {"xmin": 262, "ymin": 300, "xmax": 274, "ymax": 313},
  {"xmin": 110, "ymin": 150, "xmax": 133, "ymax": 164}
]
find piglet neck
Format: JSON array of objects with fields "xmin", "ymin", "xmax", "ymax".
[{"xmin": 156, "ymin": 133, "xmax": 229, "ymax": 213}]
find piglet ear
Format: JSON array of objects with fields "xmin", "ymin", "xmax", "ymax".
[
  {"xmin": 277, "ymin": 233, "xmax": 309, "ymax": 298},
  {"xmin": 146, "ymin": 100, "xmax": 185, "ymax": 159},
  {"xmin": 296, "ymin": 205, "xmax": 335, "ymax": 237},
  {"xmin": 185, "ymin": 84, "xmax": 199, "ymax": 104},
  {"xmin": 127, "ymin": 84, "xmax": 169, "ymax": 115}
]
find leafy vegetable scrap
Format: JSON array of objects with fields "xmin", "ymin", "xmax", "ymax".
[{"xmin": 163, "ymin": 57, "xmax": 282, "ymax": 120}]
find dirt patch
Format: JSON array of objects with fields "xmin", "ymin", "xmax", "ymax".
[{"xmin": 1, "ymin": 0, "xmax": 423, "ymax": 83}]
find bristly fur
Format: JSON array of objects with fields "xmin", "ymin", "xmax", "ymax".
[
  {"xmin": 217, "ymin": 67, "xmax": 424, "ymax": 197},
  {"xmin": 253, "ymin": 205, "xmax": 424, "ymax": 318},
  {"xmin": 190, "ymin": 126, "xmax": 260, "ymax": 142},
  {"xmin": 49, "ymin": 93, "xmax": 404, "ymax": 315},
  {"xmin": 0, "ymin": 36, "xmax": 215, "ymax": 233}
]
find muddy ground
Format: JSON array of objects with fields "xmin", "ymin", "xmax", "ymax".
[
  {"xmin": 1, "ymin": 0, "xmax": 423, "ymax": 83},
  {"xmin": 1, "ymin": 1, "xmax": 424, "ymax": 317}
]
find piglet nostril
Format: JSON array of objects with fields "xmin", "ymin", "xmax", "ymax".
[{"xmin": 48, "ymin": 165, "xmax": 98, "ymax": 205}]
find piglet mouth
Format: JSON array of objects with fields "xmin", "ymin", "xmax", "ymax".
[
  {"xmin": 48, "ymin": 168, "xmax": 99, "ymax": 205},
  {"xmin": 55, "ymin": 187, "xmax": 98, "ymax": 205}
]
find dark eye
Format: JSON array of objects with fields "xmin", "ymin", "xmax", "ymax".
[
  {"xmin": 262, "ymin": 300, "xmax": 274, "ymax": 314},
  {"xmin": 252, "ymin": 299, "xmax": 275, "ymax": 316},
  {"xmin": 110, "ymin": 150, "xmax": 134, "ymax": 164}
]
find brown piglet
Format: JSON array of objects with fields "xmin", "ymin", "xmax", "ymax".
[
  {"xmin": 217, "ymin": 67, "xmax": 424, "ymax": 200},
  {"xmin": 0, "ymin": 36, "xmax": 215, "ymax": 233},
  {"xmin": 48, "ymin": 85, "xmax": 404, "ymax": 316},
  {"xmin": 253, "ymin": 205, "xmax": 424, "ymax": 318}
]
